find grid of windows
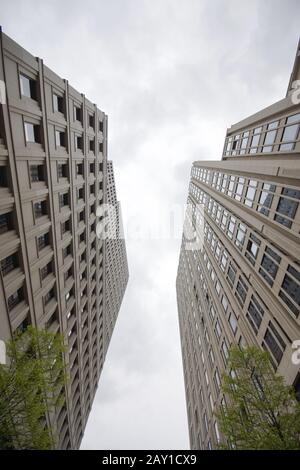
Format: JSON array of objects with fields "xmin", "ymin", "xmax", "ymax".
[
  {"xmin": 177, "ymin": 42, "xmax": 300, "ymax": 451},
  {"xmin": 223, "ymin": 112, "xmax": 300, "ymax": 157},
  {"xmin": 191, "ymin": 167, "xmax": 300, "ymax": 235},
  {"xmin": 0, "ymin": 33, "xmax": 128, "ymax": 450},
  {"xmin": 189, "ymin": 181, "xmax": 299, "ymax": 319}
]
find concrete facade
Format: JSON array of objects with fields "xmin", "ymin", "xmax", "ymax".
[
  {"xmin": 0, "ymin": 30, "xmax": 128, "ymax": 449},
  {"xmin": 177, "ymin": 40, "xmax": 300, "ymax": 450}
]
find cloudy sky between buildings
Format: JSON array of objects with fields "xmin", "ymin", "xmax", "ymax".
[{"xmin": 1, "ymin": 0, "xmax": 300, "ymax": 449}]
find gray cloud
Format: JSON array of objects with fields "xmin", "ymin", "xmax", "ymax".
[{"xmin": 1, "ymin": 0, "xmax": 300, "ymax": 449}]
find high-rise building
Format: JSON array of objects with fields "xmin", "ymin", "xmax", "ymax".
[
  {"xmin": 0, "ymin": 30, "xmax": 128, "ymax": 449},
  {"xmin": 176, "ymin": 40, "xmax": 300, "ymax": 450},
  {"xmin": 103, "ymin": 160, "xmax": 129, "ymax": 357}
]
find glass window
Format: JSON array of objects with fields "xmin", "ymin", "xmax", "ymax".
[
  {"xmin": 227, "ymin": 216, "xmax": 236, "ymax": 239},
  {"xmin": 221, "ymin": 340, "xmax": 229, "ymax": 362},
  {"xmin": 263, "ymin": 131, "xmax": 277, "ymax": 152},
  {"xmin": 250, "ymin": 133, "xmax": 260, "ymax": 150},
  {"xmin": 8, "ymin": 287, "xmax": 24, "ymax": 311},
  {"xmin": 220, "ymin": 251, "xmax": 228, "ymax": 271},
  {"xmin": 258, "ymin": 183, "xmax": 275, "ymax": 216},
  {"xmin": 214, "ymin": 369, "xmax": 221, "ymax": 392},
  {"xmin": 286, "ymin": 113, "xmax": 300, "ymax": 124},
  {"xmin": 245, "ymin": 180, "xmax": 257, "ymax": 207},
  {"xmin": 235, "ymin": 277, "xmax": 248, "ymax": 306},
  {"xmin": 246, "ymin": 234, "xmax": 260, "ymax": 265},
  {"xmin": 240, "ymin": 134, "xmax": 249, "ymax": 152},
  {"xmin": 259, "ymin": 254, "xmax": 279, "ymax": 286},
  {"xmin": 41, "ymin": 261, "xmax": 52, "ymax": 280},
  {"xmin": 279, "ymin": 142, "xmax": 294, "ymax": 152},
  {"xmin": 246, "ymin": 296, "xmax": 264, "ymax": 333},
  {"xmin": 37, "ymin": 232, "xmax": 49, "ymax": 250},
  {"xmin": 30, "ymin": 165, "xmax": 44, "ymax": 182},
  {"xmin": 214, "ymin": 421, "xmax": 220, "ymax": 443},
  {"xmin": 215, "ymin": 320, "xmax": 222, "ymax": 340},
  {"xmin": 205, "ymin": 370, "xmax": 209, "ymax": 386},
  {"xmin": 74, "ymin": 104, "xmax": 82, "ymax": 122},
  {"xmin": 201, "ymin": 351, "xmax": 205, "ymax": 365},
  {"xmin": 55, "ymin": 130, "xmax": 65, "ymax": 148},
  {"xmin": 227, "ymin": 176, "xmax": 235, "ymax": 196},
  {"xmin": 221, "ymin": 174, "xmax": 228, "ymax": 193},
  {"xmin": 1, "ymin": 252, "xmax": 19, "ymax": 276},
  {"xmin": 209, "ymin": 394, "xmax": 214, "ymax": 411},
  {"xmin": 235, "ymin": 223, "xmax": 246, "ymax": 250},
  {"xmin": 58, "ymin": 163, "xmax": 67, "ymax": 179},
  {"xmin": 281, "ymin": 124, "xmax": 299, "ymax": 142},
  {"xmin": 229, "ymin": 313, "xmax": 238, "ymax": 334},
  {"xmin": 282, "ymin": 187, "xmax": 300, "ymax": 200},
  {"xmin": 227, "ymin": 262, "xmax": 236, "ymax": 287},
  {"xmin": 221, "ymin": 295, "xmax": 228, "ymax": 312},
  {"xmin": 275, "ymin": 195, "xmax": 298, "ymax": 228},
  {"xmin": 263, "ymin": 322, "xmax": 285, "ymax": 368},
  {"xmin": 53, "ymin": 93, "xmax": 64, "ymax": 113},
  {"xmin": 34, "ymin": 200, "xmax": 47, "ymax": 218},
  {"xmin": 235, "ymin": 177, "xmax": 245, "ymax": 201},
  {"xmin": 209, "ymin": 305, "xmax": 215, "ymax": 321},
  {"xmin": 25, "ymin": 122, "xmax": 40, "ymax": 143},
  {"xmin": 221, "ymin": 211, "xmax": 228, "ymax": 230},
  {"xmin": 209, "ymin": 349, "xmax": 215, "ymax": 366},
  {"xmin": 20, "ymin": 73, "xmax": 37, "ymax": 100},
  {"xmin": 279, "ymin": 265, "xmax": 300, "ymax": 317},
  {"xmin": 248, "ymin": 239, "xmax": 259, "ymax": 258},
  {"xmin": 267, "ymin": 121, "xmax": 279, "ymax": 130}
]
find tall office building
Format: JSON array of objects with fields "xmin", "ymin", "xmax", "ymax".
[
  {"xmin": 176, "ymin": 40, "xmax": 300, "ymax": 450},
  {"xmin": 103, "ymin": 160, "xmax": 129, "ymax": 357},
  {"xmin": 0, "ymin": 30, "xmax": 128, "ymax": 449}
]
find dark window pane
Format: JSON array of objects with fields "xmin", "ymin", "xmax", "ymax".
[
  {"xmin": 282, "ymin": 187, "xmax": 300, "ymax": 200},
  {"xmin": 261, "ymin": 254, "xmax": 278, "ymax": 279},
  {"xmin": 275, "ymin": 197, "xmax": 298, "ymax": 224},
  {"xmin": 0, "ymin": 167, "xmax": 8, "ymax": 187},
  {"xmin": 264, "ymin": 325, "xmax": 284, "ymax": 365},
  {"xmin": 0, "ymin": 212, "xmax": 13, "ymax": 233},
  {"xmin": 282, "ymin": 274, "xmax": 300, "ymax": 306},
  {"xmin": 1, "ymin": 252, "xmax": 19, "ymax": 276}
]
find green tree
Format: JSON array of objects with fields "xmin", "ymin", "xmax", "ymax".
[
  {"xmin": 216, "ymin": 346, "xmax": 300, "ymax": 450},
  {"xmin": 0, "ymin": 326, "xmax": 66, "ymax": 449}
]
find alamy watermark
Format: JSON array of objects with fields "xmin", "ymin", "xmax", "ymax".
[
  {"xmin": 292, "ymin": 340, "xmax": 300, "ymax": 365},
  {"xmin": 95, "ymin": 201, "xmax": 205, "ymax": 252},
  {"xmin": 291, "ymin": 80, "xmax": 300, "ymax": 105}
]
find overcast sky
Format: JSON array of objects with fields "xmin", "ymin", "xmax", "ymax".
[{"xmin": 1, "ymin": 0, "xmax": 300, "ymax": 450}]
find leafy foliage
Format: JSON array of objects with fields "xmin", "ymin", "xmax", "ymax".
[
  {"xmin": 216, "ymin": 346, "xmax": 300, "ymax": 450},
  {"xmin": 0, "ymin": 326, "xmax": 66, "ymax": 449}
]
